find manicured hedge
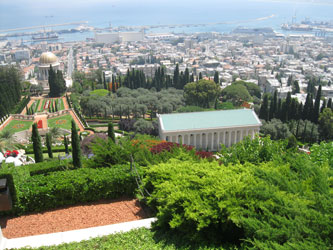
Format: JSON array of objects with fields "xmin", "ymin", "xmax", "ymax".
[
  {"xmin": 0, "ymin": 172, "xmax": 16, "ymax": 216},
  {"xmin": 28, "ymin": 160, "xmax": 74, "ymax": 176},
  {"xmin": 25, "ymin": 146, "xmax": 72, "ymax": 154},
  {"xmin": 16, "ymin": 165, "xmax": 138, "ymax": 214}
]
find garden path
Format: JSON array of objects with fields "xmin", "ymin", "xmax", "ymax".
[
  {"xmin": 0, "ymin": 198, "xmax": 149, "ymax": 239},
  {"xmin": 62, "ymin": 96, "xmax": 69, "ymax": 110},
  {"xmin": 20, "ymin": 99, "xmax": 34, "ymax": 115},
  {"xmin": 0, "ymin": 116, "xmax": 13, "ymax": 132}
]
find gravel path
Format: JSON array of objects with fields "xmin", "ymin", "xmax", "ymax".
[{"xmin": 0, "ymin": 198, "xmax": 149, "ymax": 239}]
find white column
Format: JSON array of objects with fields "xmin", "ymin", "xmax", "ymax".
[
  {"xmin": 194, "ymin": 134, "xmax": 196, "ymax": 147},
  {"xmin": 234, "ymin": 131, "xmax": 238, "ymax": 144},
  {"xmin": 228, "ymin": 131, "xmax": 232, "ymax": 147},
  {"xmin": 211, "ymin": 133, "xmax": 214, "ymax": 151},
  {"xmin": 217, "ymin": 132, "xmax": 220, "ymax": 150},
  {"xmin": 223, "ymin": 131, "xmax": 226, "ymax": 146},
  {"xmin": 205, "ymin": 134, "xmax": 208, "ymax": 150}
]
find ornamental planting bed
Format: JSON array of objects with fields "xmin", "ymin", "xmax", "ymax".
[
  {"xmin": 47, "ymin": 114, "xmax": 73, "ymax": 130},
  {"xmin": 2, "ymin": 119, "xmax": 33, "ymax": 133}
]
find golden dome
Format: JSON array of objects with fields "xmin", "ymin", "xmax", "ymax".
[{"xmin": 39, "ymin": 52, "xmax": 58, "ymax": 65}]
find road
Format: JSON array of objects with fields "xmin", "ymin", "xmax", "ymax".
[{"xmin": 67, "ymin": 47, "xmax": 74, "ymax": 79}]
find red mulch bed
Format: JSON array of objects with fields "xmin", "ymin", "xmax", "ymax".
[{"xmin": 0, "ymin": 198, "xmax": 151, "ymax": 239}]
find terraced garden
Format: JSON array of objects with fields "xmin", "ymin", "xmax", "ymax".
[
  {"xmin": 2, "ymin": 119, "xmax": 33, "ymax": 133},
  {"xmin": 47, "ymin": 114, "xmax": 73, "ymax": 130},
  {"xmin": 38, "ymin": 98, "xmax": 65, "ymax": 112}
]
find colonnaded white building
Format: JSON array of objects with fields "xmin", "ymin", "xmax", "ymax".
[{"xmin": 157, "ymin": 109, "xmax": 262, "ymax": 151}]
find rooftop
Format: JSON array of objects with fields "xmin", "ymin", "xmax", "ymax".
[{"xmin": 159, "ymin": 109, "xmax": 261, "ymax": 132}]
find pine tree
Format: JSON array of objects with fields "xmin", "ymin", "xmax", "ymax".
[
  {"xmin": 71, "ymin": 120, "xmax": 82, "ymax": 168},
  {"xmin": 313, "ymin": 85, "xmax": 321, "ymax": 123},
  {"xmin": 46, "ymin": 132, "xmax": 53, "ymax": 159},
  {"xmin": 108, "ymin": 122, "xmax": 116, "ymax": 142},
  {"xmin": 64, "ymin": 136, "xmax": 69, "ymax": 154},
  {"xmin": 259, "ymin": 95, "xmax": 269, "ymax": 121},
  {"xmin": 31, "ymin": 123, "xmax": 43, "ymax": 163}
]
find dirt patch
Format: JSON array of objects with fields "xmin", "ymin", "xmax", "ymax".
[{"xmin": 0, "ymin": 198, "xmax": 151, "ymax": 239}]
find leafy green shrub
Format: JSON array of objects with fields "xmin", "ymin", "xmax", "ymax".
[
  {"xmin": 310, "ymin": 141, "xmax": 333, "ymax": 169},
  {"xmin": 16, "ymin": 165, "xmax": 138, "ymax": 214},
  {"xmin": 143, "ymin": 158, "xmax": 332, "ymax": 249},
  {"xmin": 219, "ymin": 135, "xmax": 287, "ymax": 166},
  {"xmin": 87, "ymin": 138, "xmax": 130, "ymax": 168}
]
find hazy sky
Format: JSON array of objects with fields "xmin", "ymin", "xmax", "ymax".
[{"xmin": 1, "ymin": 0, "xmax": 332, "ymax": 30}]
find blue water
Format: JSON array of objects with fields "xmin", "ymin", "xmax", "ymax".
[{"xmin": 1, "ymin": 0, "xmax": 333, "ymax": 42}]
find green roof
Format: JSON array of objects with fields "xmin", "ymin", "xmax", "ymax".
[{"xmin": 159, "ymin": 109, "xmax": 261, "ymax": 132}]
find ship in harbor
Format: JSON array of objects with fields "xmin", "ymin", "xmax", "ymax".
[
  {"xmin": 281, "ymin": 23, "xmax": 313, "ymax": 31},
  {"xmin": 32, "ymin": 32, "xmax": 59, "ymax": 41},
  {"xmin": 232, "ymin": 27, "xmax": 275, "ymax": 35}
]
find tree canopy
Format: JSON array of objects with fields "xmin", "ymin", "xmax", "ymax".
[
  {"xmin": 184, "ymin": 79, "xmax": 220, "ymax": 108},
  {"xmin": 221, "ymin": 84, "xmax": 251, "ymax": 106},
  {"xmin": 0, "ymin": 66, "xmax": 22, "ymax": 117}
]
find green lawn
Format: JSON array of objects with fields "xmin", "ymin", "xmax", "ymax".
[
  {"xmin": 90, "ymin": 89, "xmax": 109, "ymax": 97},
  {"xmin": 2, "ymin": 119, "xmax": 33, "ymax": 133},
  {"xmin": 17, "ymin": 227, "xmax": 226, "ymax": 250},
  {"xmin": 47, "ymin": 114, "xmax": 73, "ymax": 130},
  {"xmin": 27, "ymin": 152, "xmax": 65, "ymax": 159}
]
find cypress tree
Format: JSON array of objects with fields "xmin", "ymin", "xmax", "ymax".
[
  {"xmin": 290, "ymin": 98, "xmax": 298, "ymax": 120},
  {"xmin": 320, "ymin": 99, "xmax": 327, "ymax": 113},
  {"xmin": 71, "ymin": 120, "xmax": 82, "ymax": 168},
  {"xmin": 313, "ymin": 85, "xmax": 321, "ymax": 123},
  {"xmin": 214, "ymin": 71, "xmax": 219, "ymax": 84},
  {"xmin": 297, "ymin": 103, "xmax": 303, "ymax": 120},
  {"xmin": 103, "ymin": 71, "xmax": 107, "ymax": 90},
  {"xmin": 277, "ymin": 98, "xmax": 282, "ymax": 120},
  {"xmin": 173, "ymin": 64, "xmax": 180, "ymax": 89},
  {"xmin": 285, "ymin": 92, "xmax": 292, "ymax": 121},
  {"xmin": 46, "ymin": 132, "xmax": 53, "ymax": 159},
  {"xmin": 190, "ymin": 73, "xmax": 194, "ymax": 82},
  {"xmin": 108, "ymin": 122, "xmax": 116, "ymax": 142},
  {"xmin": 31, "ymin": 123, "xmax": 43, "ymax": 163},
  {"xmin": 259, "ymin": 95, "xmax": 269, "ymax": 121},
  {"xmin": 327, "ymin": 98, "xmax": 332, "ymax": 109},
  {"xmin": 199, "ymin": 72, "xmax": 203, "ymax": 80},
  {"xmin": 272, "ymin": 90, "xmax": 278, "ymax": 119},
  {"xmin": 64, "ymin": 136, "xmax": 69, "ymax": 154}
]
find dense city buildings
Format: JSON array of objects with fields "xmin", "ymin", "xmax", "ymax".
[{"xmin": 1, "ymin": 31, "xmax": 333, "ymax": 104}]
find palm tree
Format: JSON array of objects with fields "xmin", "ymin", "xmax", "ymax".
[
  {"xmin": 49, "ymin": 127, "xmax": 62, "ymax": 141},
  {"xmin": 0, "ymin": 130, "xmax": 16, "ymax": 151}
]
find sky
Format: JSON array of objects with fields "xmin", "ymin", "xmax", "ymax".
[{"xmin": 1, "ymin": 0, "xmax": 332, "ymax": 31}]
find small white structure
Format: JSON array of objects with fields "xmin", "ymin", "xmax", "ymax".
[
  {"xmin": 95, "ymin": 31, "xmax": 144, "ymax": 44},
  {"xmin": 158, "ymin": 109, "xmax": 262, "ymax": 151}
]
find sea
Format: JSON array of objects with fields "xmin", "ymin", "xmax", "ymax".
[{"xmin": 1, "ymin": 0, "xmax": 333, "ymax": 43}]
